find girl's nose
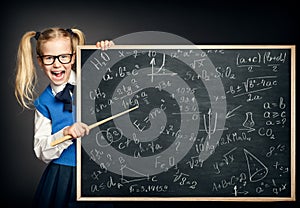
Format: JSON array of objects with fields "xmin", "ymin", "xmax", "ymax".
[{"xmin": 53, "ymin": 58, "xmax": 62, "ymax": 67}]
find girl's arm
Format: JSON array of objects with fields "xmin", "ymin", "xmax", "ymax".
[{"xmin": 33, "ymin": 110, "xmax": 72, "ymax": 163}]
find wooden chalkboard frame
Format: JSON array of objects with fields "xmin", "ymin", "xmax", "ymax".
[{"xmin": 76, "ymin": 45, "xmax": 295, "ymax": 202}]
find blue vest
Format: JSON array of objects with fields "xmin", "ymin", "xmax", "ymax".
[{"xmin": 34, "ymin": 85, "xmax": 76, "ymax": 166}]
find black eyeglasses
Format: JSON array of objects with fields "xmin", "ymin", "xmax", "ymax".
[{"xmin": 39, "ymin": 54, "xmax": 73, "ymax": 65}]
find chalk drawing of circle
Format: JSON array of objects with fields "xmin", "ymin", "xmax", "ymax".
[
  {"xmin": 80, "ymin": 31, "xmax": 226, "ymax": 177},
  {"xmin": 95, "ymin": 127, "xmax": 123, "ymax": 147},
  {"xmin": 92, "ymin": 52, "xmax": 203, "ymax": 176}
]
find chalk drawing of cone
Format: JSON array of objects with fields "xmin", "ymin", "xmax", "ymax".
[{"xmin": 244, "ymin": 148, "xmax": 268, "ymax": 182}]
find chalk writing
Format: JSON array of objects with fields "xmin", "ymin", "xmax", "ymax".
[{"xmin": 77, "ymin": 46, "xmax": 294, "ymax": 200}]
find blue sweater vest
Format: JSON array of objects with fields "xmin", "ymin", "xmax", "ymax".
[{"xmin": 34, "ymin": 85, "xmax": 76, "ymax": 166}]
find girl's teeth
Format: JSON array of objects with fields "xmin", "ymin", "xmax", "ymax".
[{"xmin": 52, "ymin": 71, "xmax": 64, "ymax": 77}]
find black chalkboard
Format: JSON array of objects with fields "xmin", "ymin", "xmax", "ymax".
[{"xmin": 76, "ymin": 45, "xmax": 295, "ymax": 201}]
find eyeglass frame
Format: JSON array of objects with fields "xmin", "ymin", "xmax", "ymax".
[{"xmin": 38, "ymin": 53, "xmax": 74, "ymax": 65}]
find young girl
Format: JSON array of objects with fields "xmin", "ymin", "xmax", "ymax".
[{"xmin": 14, "ymin": 27, "xmax": 114, "ymax": 207}]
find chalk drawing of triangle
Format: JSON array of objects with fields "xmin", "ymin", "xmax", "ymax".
[{"xmin": 120, "ymin": 165, "xmax": 149, "ymax": 183}]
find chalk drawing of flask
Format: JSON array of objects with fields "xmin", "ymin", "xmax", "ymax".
[{"xmin": 242, "ymin": 112, "xmax": 255, "ymax": 132}]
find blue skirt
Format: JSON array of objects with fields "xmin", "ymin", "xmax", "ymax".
[{"xmin": 33, "ymin": 162, "xmax": 114, "ymax": 208}]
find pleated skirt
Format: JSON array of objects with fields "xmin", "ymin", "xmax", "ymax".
[{"xmin": 33, "ymin": 162, "xmax": 114, "ymax": 208}]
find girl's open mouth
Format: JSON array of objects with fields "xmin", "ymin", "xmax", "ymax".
[{"xmin": 51, "ymin": 70, "xmax": 65, "ymax": 78}]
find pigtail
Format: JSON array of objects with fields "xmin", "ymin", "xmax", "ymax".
[
  {"xmin": 68, "ymin": 28, "xmax": 86, "ymax": 71},
  {"xmin": 14, "ymin": 31, "xmax": 38, "ymax": 109},
  {"xmin": 70, "ymin": 28, "xmax": 86, "ymax": 47}
]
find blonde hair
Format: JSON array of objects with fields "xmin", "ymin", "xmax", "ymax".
[{"xmin": 14, "ymin": 27, "xmax": 85, "ymax": 109}]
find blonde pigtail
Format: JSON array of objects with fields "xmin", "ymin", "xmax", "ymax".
[
  {"xmin": 71, "ymin": 28, "xmax": 86, "ymax": 47},
  {"xmin": 69, "ymin": 28, "xmax": 86, "ymax": 71},
  {"xmin": 14, "ymin": 31, "xmax": 38, "ymax": 109}
]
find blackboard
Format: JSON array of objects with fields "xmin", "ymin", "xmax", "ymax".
[{"xmin": 76, "ymin": 45, "xmax": 295, "ymax": 201}]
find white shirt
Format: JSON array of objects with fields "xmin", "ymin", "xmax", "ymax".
[{"xmin": 34, "ymin": 70, "xmax": 76, "ymax": 164}]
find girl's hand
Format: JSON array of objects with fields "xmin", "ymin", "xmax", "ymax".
[
  {"xmin": 96, "ymin": 40, "xmax": 114, "ymax": 50},
  {"xmin": 63, "ymin": 122, "xmax": 90, "ymax": 139}
]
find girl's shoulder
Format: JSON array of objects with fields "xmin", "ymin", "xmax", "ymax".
[
  {"xmin": 35, "ymin": 85, "xmax": 53, "ymax": 103},
  {"xmin": 34, "ymin": 85, "xmax": 55, "ymax": 118}
]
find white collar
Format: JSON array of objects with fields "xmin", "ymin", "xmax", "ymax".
[{"xmin": 51, "ymin": 70, "xmax": 76, "ymax": 95}]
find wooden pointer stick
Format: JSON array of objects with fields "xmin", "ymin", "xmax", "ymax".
[{"xmin": 50, "ymin": 105, "xmax": 139, "ymax": 146}]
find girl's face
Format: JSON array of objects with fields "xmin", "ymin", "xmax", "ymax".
[{"xmin": 38, "ymin": 37, "xmax": 75, "ymax": 86}]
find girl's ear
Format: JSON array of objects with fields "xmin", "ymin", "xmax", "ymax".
[
  {"xmin": 71, "ymin": 52, "xmax": 76, "ymax": 65},
  {"xmin": 37, "ymin": 56, "xmax": 43, "ymax": 68}
]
